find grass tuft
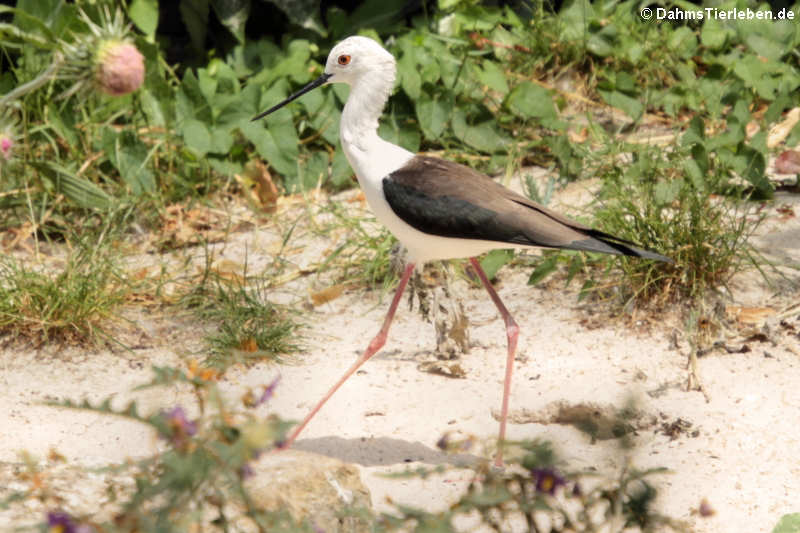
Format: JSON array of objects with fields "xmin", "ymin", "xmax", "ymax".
[
  {"xmin": 180, "ymin": 265, "xmax": 300, "ymax": 370},
  {"xmin": 0, "ymin": 239, "xmax": 127, "ymax": 346},
  {"xmin": 590, "ymin": 142, "xmax": 765, "ymax": 307}
]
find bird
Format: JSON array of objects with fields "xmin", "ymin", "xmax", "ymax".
[{"xmin": 253, "ymin": 35, "xmax": 670, "ymax": 466}]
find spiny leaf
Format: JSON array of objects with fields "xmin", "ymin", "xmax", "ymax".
[{"xmin": 45, "ymin": 397, "xmax": 157, "ymax": 427}]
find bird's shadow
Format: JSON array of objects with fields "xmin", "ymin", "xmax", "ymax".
[{"xmin": 291, "ymin": 436, "xmax": 481, "ymax": 468}]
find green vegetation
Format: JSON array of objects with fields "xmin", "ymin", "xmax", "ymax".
[{"xmin": 180, "ymin": 261, "xmax": 300, "ymax": 369}]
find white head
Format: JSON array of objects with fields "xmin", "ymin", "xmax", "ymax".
[{"xmin": 323, "ymin": 36, "xmax": 396, "ymax": 87}]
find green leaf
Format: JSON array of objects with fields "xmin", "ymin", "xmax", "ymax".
[
  {"xmin": 745, "ymin": 34, "xmax": 785, "ymax": 62},
  {"xmin": 33, "ymin": 162, "xmax": 112, "ymax": 209},
  {"xmin": 733, "ymin": 144, "xmax": 771, "ymax": 197},
  {"xmin": 681, "ymin": 116, "xmax": 706, "ymax": 146},
  {"xmin": 700, "ymin": 17, "xmax": 733, "ymax": 50},
  {"xmin": 181, "ymin": 118, "xmax": 212, "ymax": 158},
  {"xmin": 398, "ymin": 53, "xmax": 421, "ymax": 100},
  {"xmin": 330, "ymin": 148, "xmax": 353, "ymax": 190},
  {"xmin": 653, "ymin": 179, "xmax": 683, "ymax": 206},
  {"xmin": 208, "ymin": 156, "xmax": 242, "ymax": 178},
  {"xmin": 478, "ymin": 60, "xmax": 509, "ymax": 95},
  {"xmin": 303, "ymin": 89, "xmax": 341, "ymax": 145},
  {"xmin": 773, "ymin": 513, "xmax": 800, "ymax": 533},
  {"xmin": 587, "ymin": 33, "xmax": 614, "ymax": 57},
  {"xmin": 12, "ymin": 0, "xmax": 65, "ymax": 38},
  {"xmin": 210, "ymin": 0, "xmax": 249, "ymax": 43},
  {"xmin": 668, "ymin": 26, "xmax": 697, "ymax": 58},
  {"xmin": 732, "ymin": 55, "xmax": 781, "ymax": 100},
  {"xmin": 527, "ymin": 254, "xmax": 559, "ymax": 285},
  {"xmin": 415, "ymin": 92, "xmax": 451, "ymax": 140},
  {"xmin": 139, "ymin": 88, "xmax": 166, "ymax": 128},
  {"xmin": 209, "ymin": 126, "xmax": 234, "ymax": 154},
  {"xmin": 46, "ymin": 105, "xmax": 78, "ymax": 148},
  {"xmin": 241, "ymin": 119, "xmax": 299, "ymax": 177},
  {"xmin": 599, "ymin": 90, "xmax": 643, "ymax": 121},
  {"xmin": 378, "ymin": 109, "xmax": 420, "ymax": 153},
  {"xmin": 113, "ymin": 131, "xmax": 157, "ymax": 195},
  {"xmin": 179, "ymin": 0, "xmax": 209, "ymax": 56},
  {"xmin": 452, "ymin": 110, "xmax": 508, "ymax": 154},
  {"xmin": 480, "ymin": 250, "xmax": 513, "ymax": 281},
  {"xmin": 290, "ymin": 151, "xmax": 328, "ymax": 193},
  {"xmin": 565, "ymin": 253, "xmax": 584, "ymax": 286},
  {"xmin": 545, "ymin": 135, "xmax": 582, "ymax": 179},
  {"xmin": 505, "ymin": 82, "xmax": 556, "ymax": 120},
  {"xmin": 197, "ymin": 68, "xmax": 218, "ymax": 104},
  {"xmin": 128, "ymin": 0, "xmax": 159, "ymax": 39}
]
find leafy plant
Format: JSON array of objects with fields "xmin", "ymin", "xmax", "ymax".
[{"xmin": 35, "ymin": 365, "xmax": 304, "ymax": 531}]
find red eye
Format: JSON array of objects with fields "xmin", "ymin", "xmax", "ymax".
[{"xmin": 337, "ymin": 54, "xmax": 351, "ymax": 66}]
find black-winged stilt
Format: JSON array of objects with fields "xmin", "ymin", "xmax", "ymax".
[{"xmin": 254, "ymin": 36, "xmax": 670, "ymax": 466}]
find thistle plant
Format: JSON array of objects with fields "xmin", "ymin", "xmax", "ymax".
[
  {"xmin": 0, "ymin": 6, "xmax": 144, "ymax": 111},
  {"xmin": 58, "ymin": 6, "xmax": 145, "ymax": 99}
]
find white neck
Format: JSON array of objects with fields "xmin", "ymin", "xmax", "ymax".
[{"xmin": 339, "ymin": 68, "xmax": 394, "ymax": 150}]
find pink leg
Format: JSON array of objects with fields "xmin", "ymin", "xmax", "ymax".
[
  {"xmin": 469, "ymin": 257, "xmax": 519, "ymax": 467},
  {"xmin": 280, "ymin": 262, "xmax": 417, "ymax": 449}
]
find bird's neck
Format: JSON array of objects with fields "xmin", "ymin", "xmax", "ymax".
[{"xmin": 340, "ymin": 73, "xmax": 393, "ymax": 151}]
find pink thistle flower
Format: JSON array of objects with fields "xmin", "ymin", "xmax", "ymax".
[
  {"xmin": 94, "ymin": 39, "xmax": 145, "ymax": 96},
  {"xmin": 0, "ymin": 134, "xmax": 12, "ymax": 161}
]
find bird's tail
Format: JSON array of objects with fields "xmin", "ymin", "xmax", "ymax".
[{"xmin": 571, "ymin": 229, "xmax": 673, "ymax": 263}]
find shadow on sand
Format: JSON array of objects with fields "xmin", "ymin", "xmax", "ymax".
[{"xmin": 291, "ymin": 436, "xmax": 481, "ymax": 468}]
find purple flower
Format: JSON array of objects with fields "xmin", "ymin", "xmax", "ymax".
[
  {"xmin": 257, "ymin": 376, "xmax": 280, "ymax": 406},
  {"xmin": 531, "ymin": 467, "xmax": 566, "ymax": 495},
  {"xmin": 159, "ymin": 406, "xmax": 197, "ymax": 449},
  {"xmin": 47, "ymin": 511, "xmax": 76, "ymax": 533},
  {"xmin": 239, "ymin": 463, "xmax": 255, "ymax": 479},
  {"xmin": 47, "ymin": 511, "xmax": 92, "ymax": 533}
]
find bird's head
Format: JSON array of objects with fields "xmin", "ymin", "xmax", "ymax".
[{"xmin": 323, "ymin": 36, "xmax": 396, "ymax": 87}]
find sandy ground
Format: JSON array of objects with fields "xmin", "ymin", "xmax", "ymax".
[{"xmin": 1, "ymin": 176, "xmax": 799, "ymax": 532}]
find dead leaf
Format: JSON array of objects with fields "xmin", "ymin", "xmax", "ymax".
[
  {"xmin": 348, "ymin": 190, "xmax": 366, "ymax": 204},
  {"xmin": 239, "ymin": 337, "xmax": 258, "ymax": 352},
  {"xmin": 132, "ymin": 267, "xmax": 149, "ymax": 280},
  {"xmin": 156, "ymin": 203, "xmax": 230, "ymax": 250},
  {"xmin": 725, "ymin": 305, "xmax": 775, "ymax": 327},
  {"xmin": 767, "ymin": 107, "xmax": 800, "ymax": 148},
  {"xmin": 417, "ymin": 361, "xmax": 467, "ymax": 378},
  {"xmin": 238, "ymin": 159, "xmax": 279, "ymax": 212},
  {"xmin": 210, "ymin": 259, "xmax": 246, "ymax": 282},
  {"xmin": 774, "ymin": 150, "xmax": 800, "ymax": 175},
  {"xmin": 310, "ymin": 284, "xmax": 345, "ymax": 306},
  {"xmin": 745, "ymin": 120, "xmax": 760, "ymax": 139},
  {"xmin": 776, "ymin": 204, "xmax": 795, "ymax": 221},
  {"xmin": 568, "ymin": 127, "xmax": 589, "ymax": 143},
  {"xmin": 1, "ymin": 222, "xmax": 35, "ymax": 252}
]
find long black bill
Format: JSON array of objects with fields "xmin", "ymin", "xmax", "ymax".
[{"xmin": 251, "ymin": 72, "xmax": 333, "ymax": 121}]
